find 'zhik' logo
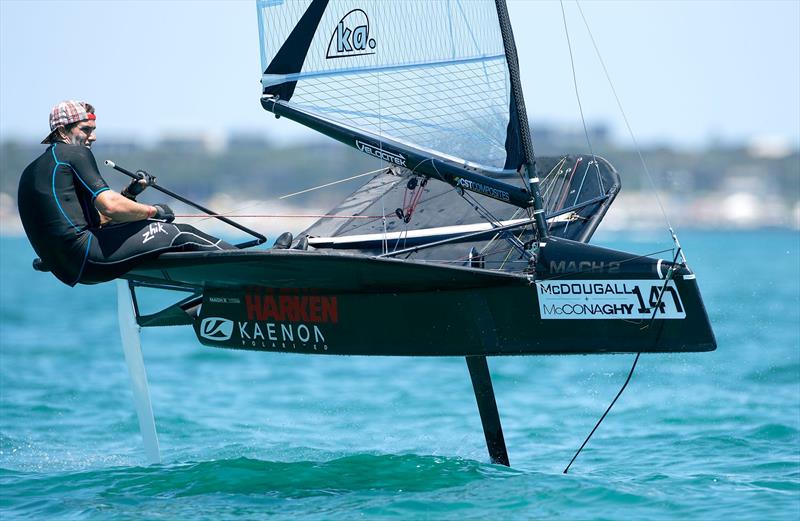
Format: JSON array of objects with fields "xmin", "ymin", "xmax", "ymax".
[
  {"xmin": 199, "ymin": 317, "xmax": 234, "ymax": 341},
  {"xmin": 326, "ymin": 9, "xmax": 376, "ymax": 59},
  {"xmin": 141, "ymin": 222, "xmax": 167, "ymax": 244}
]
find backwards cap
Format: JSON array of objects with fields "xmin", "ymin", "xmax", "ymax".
[{"xmin": 42, "ymin": 100, "xmax": 96, "ymax": 144}]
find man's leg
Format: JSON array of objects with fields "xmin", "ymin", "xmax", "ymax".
[{"xmin": 80, "ymin": 220, "xmax": 236, "ymax": 283}]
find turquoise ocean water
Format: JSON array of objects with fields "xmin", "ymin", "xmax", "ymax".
[{"xmin": 1, "ymin": 230, "xmax": 798, "ymax": 519}]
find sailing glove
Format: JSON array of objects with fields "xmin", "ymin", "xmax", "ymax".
[
  {"xmin": 121, "ymin": 170, "xmax": 156, "ymax": 200},
  {"xmin": 151, "ymin": 204, "xmax": 175, "ymax": 223}
]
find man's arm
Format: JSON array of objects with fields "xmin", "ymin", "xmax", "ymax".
[
  {"xmin": 95, "ymin": 190, "xmax": 155, "ymax": 222},
  {"xmin": 63, "ymin": 146, "xmax": 157, "ymax": 224}
]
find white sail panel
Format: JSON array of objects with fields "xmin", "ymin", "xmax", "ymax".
[{"xmin": 257, "ymin": 0, "xmax": 516, "ymax": 169}]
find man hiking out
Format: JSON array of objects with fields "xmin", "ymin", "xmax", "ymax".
[{"xmin": 18, "ymin": 100, "xmax": 293, "ymax": 286}]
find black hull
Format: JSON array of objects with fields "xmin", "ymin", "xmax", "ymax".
[
  {"xmin": 193, "ymin": 278, "xmax": 714, "ymax": 356},
  {"xmin": 126, "ymin": 238, "xmax": 716, "ymax": 356}
]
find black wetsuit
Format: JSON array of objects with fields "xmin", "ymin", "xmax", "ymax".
[{"xmin": 18, "ymin": 143, "xmax": 234, "ymax": 286}]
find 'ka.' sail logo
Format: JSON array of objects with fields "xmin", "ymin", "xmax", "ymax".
[{"xmin": 326, "ymin": 9, "xmax": 376, "ymax": 59}]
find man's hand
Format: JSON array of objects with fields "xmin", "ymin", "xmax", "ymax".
[
  {"xmin": 121, "ymin": 170, "xmax": 156, "ymax": 201},
  {"xmin": 151, "ymin": 204, "xmax": 175, "ymax": 223}
]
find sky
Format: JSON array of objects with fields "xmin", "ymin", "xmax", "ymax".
[{"xmin": 1, "ymin": 0, "xmax": 798, "ymax": 149}]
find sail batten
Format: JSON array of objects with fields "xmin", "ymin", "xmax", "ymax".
[{"xmin": 261, "ymin": 53, "xmax": 506, "ymax": 88}]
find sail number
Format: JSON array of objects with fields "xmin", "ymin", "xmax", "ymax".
[{"xmin": 630, "ymin": 285, "xmax": 684, "ymax": 315}]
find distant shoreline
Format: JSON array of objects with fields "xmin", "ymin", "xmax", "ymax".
[{"xmin": 3, "ymin": 189, "xmax": 798, "ymax": 237}]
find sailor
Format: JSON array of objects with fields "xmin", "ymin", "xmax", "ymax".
[{"xmin": 17, "ymin": 100, "xmax": 294, "ymax": 286}]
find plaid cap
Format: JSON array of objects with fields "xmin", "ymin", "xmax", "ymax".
[{"xmin": 41, "ymin": 100, "xmax": 96, "ymax": 144}]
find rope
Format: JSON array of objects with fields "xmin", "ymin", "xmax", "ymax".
[
  {"xmin": 175, "ymin": 213, "xmax": 387, "ymax": 219},
  {"xmin": 398, "ymin": 177, "xmax": 428, "ymax": 223}
]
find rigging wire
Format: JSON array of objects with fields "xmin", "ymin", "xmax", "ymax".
[
  {"xmin": 380, "ymin": 196, "xmax": 388, "ymax": 255},
  {"xmin": 278, "ymin": 168, "xmax": 386, "ymax": 199},
  {"xmin": 540, "ymin": 156, "xmax": 569, "ymax": 209},
  {"xmin": 563, "ymin": 246, "xmax": 683, "ymax": 474},
  {"xmin": 557, "ymin": 6, "xmax": 695, "ymax": 471},
  {"xmin": 481, "ymin": 207, "xmax": 523, "ymax": 252},
  {"xmin": 181, "ymin": 166, "xmax": 394, "ymax": 225},
  {"xmin": 460, "ymin": 190, "xmax": 530, "ymax": 259},
  {"xmin": 565, "ymin": 159, "xmax": 597, "ymax": 235},
  {"xmin": 574, "ymin": 0, "xmax": 685, "ymax": 263},
  {"xmin": 376, "ymin": 61, "xmax": 389, "ymax": 255},
  {"xmin": 559, "ymin": 1, "xmax": 605, "ymax": 198},
  {"xmin": 554, "ymin": 157, "xmax": 582, "ymax": 218},
  {"xmin": 540, "ymin": 162, "xmax": 559, "ymax": 194},
  {"xmin": 562, "ymin": 353, "xmax": 640, "ymax": 474}
]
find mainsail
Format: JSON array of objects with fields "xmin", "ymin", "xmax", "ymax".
[
  {"xmin": 257, "ymin": 0, "xmax": 524, "ymax": 172},
  {"xmin": 257, "ymin": 0, "xmax": 620, "ymax": 267}
]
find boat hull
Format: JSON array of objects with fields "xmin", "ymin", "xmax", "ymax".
[
  {"xmin": 127, "ymin": 239, "xmax": 716, "ymax": 356},
  {"xmin": 192, "ymin": 277, "xmax": 714, "ymax": 356}
]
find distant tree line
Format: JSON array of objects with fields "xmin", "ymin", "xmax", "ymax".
[{"xmin": 1, "ymin": 136, "xmax": 797, "ymax": 209}]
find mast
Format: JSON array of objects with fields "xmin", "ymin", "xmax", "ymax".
[{"xmin": 494, "ymin": 0, "xmax": 549, "ymax": 239}]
